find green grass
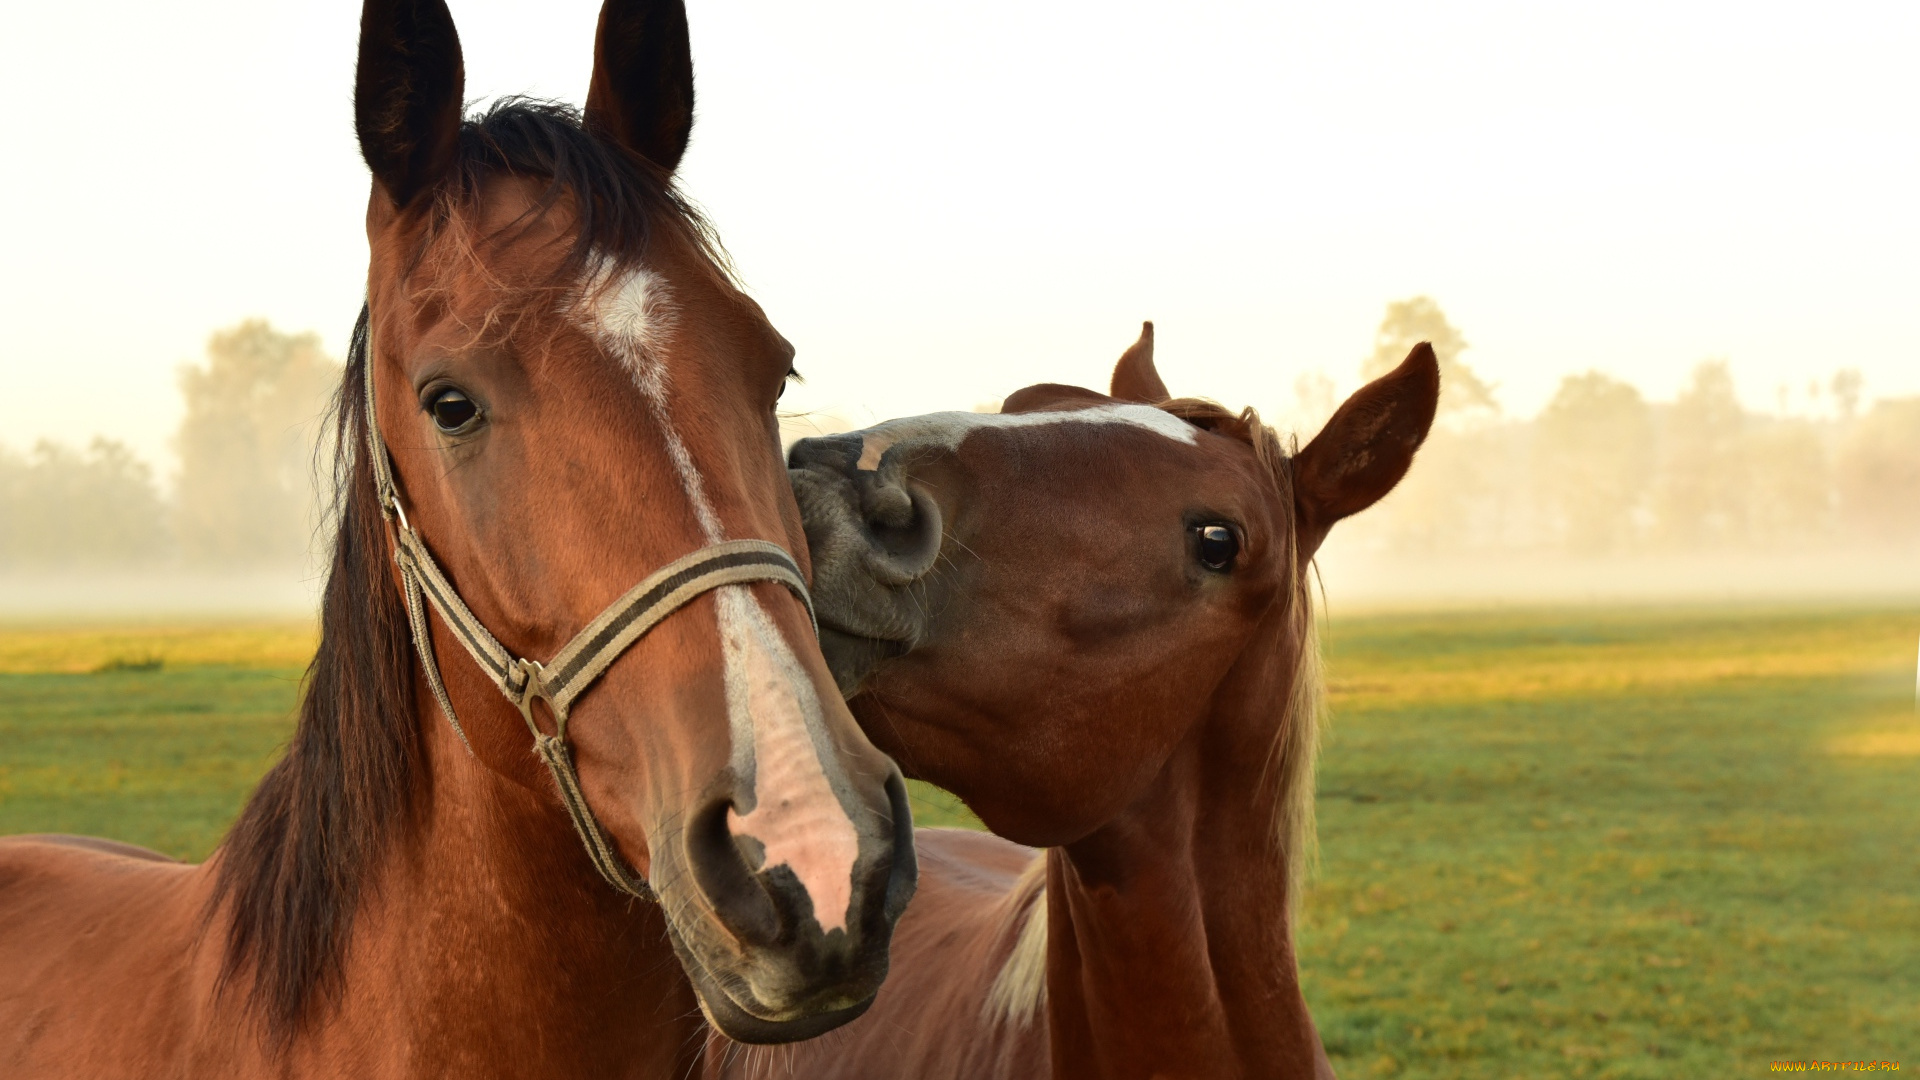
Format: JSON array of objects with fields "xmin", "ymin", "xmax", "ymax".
[
  {"xmin": 0, "ymin": 620, "xmax": 977, "ymax": 855},
  {"xmin": 1303, "ymin": 607, "xmax": 1920, "ymax": 1077},
  {"xmin": 0, "ymin": 608, "xmax": 1911, "ymax": 1074},
  {"xmin": 0, "ymin": 664, "xmax": 306, "ymax": 857}
]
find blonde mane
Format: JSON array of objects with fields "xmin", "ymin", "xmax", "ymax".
[{"xmin": 981, "ymin": 856, "xmax": 1051, "ymax": 1029}]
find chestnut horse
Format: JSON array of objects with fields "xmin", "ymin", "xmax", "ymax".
[
  {"xmin": 0, "ymin": 1, "xmax": 914, "ymax": 1075},
  {"xmin": 711, "ymin": 329, "xmax": 1439, "ymax": 1078}
]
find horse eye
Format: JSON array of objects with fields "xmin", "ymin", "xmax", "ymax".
[
  {"xmin": 1195, "ymin": 524, "xmax": 1239, "ymax": 571},
  {"xmin": 427, "ymin": 387, "xmax": 479, "ymax": 432}
]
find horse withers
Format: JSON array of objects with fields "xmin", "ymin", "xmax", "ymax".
[
  {"xmin": 0, "ymin": 1, "xmax": 913, "ymax": 1075},
  {"xmin": 711, "ymin": 328, "xmax": 1437, "ymax": 1078}
]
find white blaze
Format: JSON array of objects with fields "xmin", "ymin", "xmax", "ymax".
[
  {"xmin": 587, "ymin": 264, "xmax": 722, "ymax": 539},
  {"xmin": 583, "ymin": 263, "xmax": 860, "ymax": 933},
  {"xmin": 853, "ymin": 403, "xmax": 1199, "ymax": 470}
]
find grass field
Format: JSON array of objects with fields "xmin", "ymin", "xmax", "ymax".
[
  {"xmin": 1, "ymin": 607, "xmax": 1914, "ymax": 1075},
  {"xmin": 0, "ymin": 620, "xmax": 980, "ymax": 856},
  {"xmin": 1304, "ymin": 607, "xmax": 1920, "ymax": 1078}
]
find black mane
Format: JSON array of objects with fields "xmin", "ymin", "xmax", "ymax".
[
  {"xmin": 210, "ymin": 306, "xmax": 417, "ymax": 1037},
  {"xmin": 439, "ymin": 96, "xmax": 724, "ymax": 281},
  {"xmin": 209, "ymin": 98, "xmax": 708, "ymax": 1038}
]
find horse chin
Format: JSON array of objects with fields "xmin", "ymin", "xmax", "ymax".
[
  {"xmin": 818, "ymin": 625, "xmax": 911, "ymax": 698},
  {"xmin": 661, "ymin": 916, "xmax": 880, "ymax": 1044}
]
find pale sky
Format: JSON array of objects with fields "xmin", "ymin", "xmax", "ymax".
[{"xmin": 3, "ymin": 0, "xmax": 1916, "ymax": 476}]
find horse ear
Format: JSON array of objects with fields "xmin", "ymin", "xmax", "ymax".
[
  {"xmin": 1293, "ymin": 343, "xmax": 1440, "ymax": 558},
  {"xmin": 354, "ymin": 0, "xmax": 465, "ymax": 210},
  {"xmin": 1109, "ymin": 322, "xmax": 1168, "ymax": 403},
  {"xmin": 584, "ymin": 0, "xmax": 696, "ymax": 174}
]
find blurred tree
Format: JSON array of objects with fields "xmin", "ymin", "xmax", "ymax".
[
  {"xmin": 1744, "ymin": 418, "xmax": 1832, "ymax": 548},
  {"xmin": 1653, "ymin": 361, "xmax": 1749, "ymax": 550},
  {"xmin": 1830, "ymin": 368, "xmax": 1863, "ymax": 422},
  {"xmin": 0, "ymin": 439, "xmax": 168, "ymax": 567},
  {"xmin": 1361, "ymin": 296, "xmax": 1498, "ymax": 418},
  {"xmin": 173, "ymin": 320, "xmax": 340, "ymax": 567},
  {"xmin": 1836, "ymin": 396, "xmax": 1920, "ymax": 549},
  {"xmin": 1534, "ymin": 372, "xmax": 1652, "ymax": 554}
]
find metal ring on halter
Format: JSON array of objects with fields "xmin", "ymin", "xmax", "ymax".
[
  {"xmin": 509, "ymin": 658, "xmax": 557, "ymax": 739},
  {"xmin": 358, "ymin": 313, "xmax": 816, "ymax": 902}
]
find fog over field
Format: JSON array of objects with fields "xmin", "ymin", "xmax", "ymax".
[
  {"xmin": 2, "ymin": 298, "xmax": 1914, "ymax": 619},
  {"xmin": 2, "ymin": 0, "xmax": 1915, "ymax": 616}
]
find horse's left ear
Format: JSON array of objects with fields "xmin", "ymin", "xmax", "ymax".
[
  {"xmin": 1293, "ymin": 343, "xmax": 1440, "ymax": 559},
  {"xmin": 584, "ymin": 0, "xmax": 695, "ymax": 174},
  {"xmin": 1109, "ymin": 322, "xmax": 1168, "ymax": 403}
]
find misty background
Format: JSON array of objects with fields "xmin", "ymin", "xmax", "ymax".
[
  {"xmin": 2, "ymin": 0, "xmax": 1916, "ymax": 614},
  {"xmin": 4, "ymin": 295, "xmax": 1915, "ymax": 615}
]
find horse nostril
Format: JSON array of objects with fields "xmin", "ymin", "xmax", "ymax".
[
  {"xmin": 864, "ymin": 481, "xmax": 916, "ymax": 529},
  {"xmin": 686, "ymin": 794, "xmax": 782, "ymax": 947},
  {"xmin": 790, "ymin": 438, "xmax": 944, "ymax": 593},
  {"xmin": 860, "ymin": 484, "xmax": 943, "ymax": 586},
  {"xmin": 880, "ymin": 770, "xmax": 918, "ymax": 925},
  {"xmin": 787, "ymin": 432, "xmax": 864, "ymax": 473}
]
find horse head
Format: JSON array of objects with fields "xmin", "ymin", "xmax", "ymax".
[{"xmin": 789, "ymin": 323, "xmax": 1438, "ymax": 846}]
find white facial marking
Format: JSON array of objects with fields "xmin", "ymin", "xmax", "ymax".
[
  {"xmin": 587, "ymin": 262, "xmax": 678, "ymax": 374},
  {"xmin": 582, "ymin": 263, "xmax": 724, "ymax": 540},
  {"xmin": 718, "ymin": 588, "xmax": 860, "ymax": 934},
  {"xmin": 853, "ymin": 403, "xmax": 1198, "ymax": 470},
  {"xmin": 580, "ymin": 263, "xmax": 860, "ymax": 933}
]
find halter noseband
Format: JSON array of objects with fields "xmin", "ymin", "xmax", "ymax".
[{"xmin": 362, "ymin": 339, "xmax": 815, "ymax": 902}]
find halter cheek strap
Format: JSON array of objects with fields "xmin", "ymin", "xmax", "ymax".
[{"xmin": 362, "ymin": 343, "xmax": 815, "ymax": 902}]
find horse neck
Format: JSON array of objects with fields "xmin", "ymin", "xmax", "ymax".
[
  {"xmin": 1045, "ymin": 604, "xmax": 1329, "ymax": 1080},
  {"xmin": 321, "ymin": 687, "xmax": 703, "ymax": 1078}
]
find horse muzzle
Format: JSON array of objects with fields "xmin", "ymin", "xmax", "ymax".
[
  {"xmin": 787, "ymin": 436, "xmax": 949, "ymax": 695},
  {"xmin": 656, "ymin": 767, "xmax": 917, "ymax": 1043}
]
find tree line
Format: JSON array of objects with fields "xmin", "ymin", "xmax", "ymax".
[
  {"xmin": 0, "ymin": 321, "xmax": 339, "ymax": 569},
  {"xmin": 5, "ymin": 305, "xmax": 1916, "ymax": 569},
  {"xmin": 1341, "ymin": 298, "xmax": 1920, "ymax": 556}
]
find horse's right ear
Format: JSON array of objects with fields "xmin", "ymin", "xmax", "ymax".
[
  {"xmin": 1292, "ymin": 343, "xmax": 1440, "ymax": 559},
  {"xmin": 354, "ymin": 0, "xmax": 465, "ymax": 210},
  {"xmin": 1109, "ymin": 322, "xmax": 1168, "ymax": 403}
]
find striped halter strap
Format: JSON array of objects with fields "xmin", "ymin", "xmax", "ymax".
[{"xmin": 360, "ymin": 330, "xmax": 814, "ymax": 901}]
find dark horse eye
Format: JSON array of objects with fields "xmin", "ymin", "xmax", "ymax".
[
  {"xmin": 1195, "ymin": 524, "xmax": 1239, "ymax": 571},
  {"xmin": 427, "ymin": 388, "xmax": 479, "ymax": 432}
]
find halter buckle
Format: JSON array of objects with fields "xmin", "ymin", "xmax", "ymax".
[{"xmin": 509, "ymin": 658, "xmax": 561, "ymax": 741}]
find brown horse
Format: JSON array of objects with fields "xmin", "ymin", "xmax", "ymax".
[
  {"xmin": 710, "ymin": 328, "xmax": 1438, "ymax": 1078},
  {"xmin": 0, "ymin": 1, "xmax": 914, "ymax": 1075}
]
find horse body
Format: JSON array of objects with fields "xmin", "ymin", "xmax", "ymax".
[
  {"xmin": 0, "ymin": 1, "xmax": 915, "ymax": 1074},
  {"xmin": 0, "ymin": 841, "xmax": 223, "ymax": 1076},
  {"xmin": 0, "ymin": 758, "xmax": 699, "ymax": 1078},
  {"xmin": 717, "ymin": 327, "xmax": 1438, "ymax": 1078}
]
